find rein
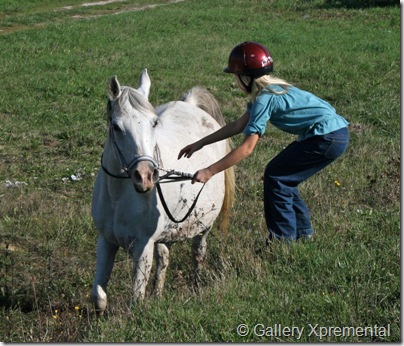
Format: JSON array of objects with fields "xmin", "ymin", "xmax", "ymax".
[{"xmin": 100, "ymin": 139, "xmax": 205, "ymax": 224}]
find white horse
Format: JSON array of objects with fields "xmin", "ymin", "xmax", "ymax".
[{"xmin": 91, "ymin": 69, "xmax": 235, "ymax": 314}]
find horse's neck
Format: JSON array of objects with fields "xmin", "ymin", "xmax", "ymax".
[{"xmin": 103, "ymin": 142, "xmax": 123, "ymax": 172}]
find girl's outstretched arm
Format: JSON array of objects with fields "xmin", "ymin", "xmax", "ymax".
[
  {"xmin": 191, "ymin": 133, "xmax": 259, "ymax": 184},
  {"xmin": 178, "ymin": 112, "xmax": 250, "ymax": 159}
]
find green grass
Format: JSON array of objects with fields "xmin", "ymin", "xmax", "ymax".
[
  {"xmin": 0, "ymin": 0, "xmax": 171, "ymax": 31},
  {"xmin": 0, "ymin": 0, "xmax": 400, "ymax": 342}
]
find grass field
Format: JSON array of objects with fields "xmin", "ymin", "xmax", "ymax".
[{"xmin": 0, "ymin": 0, "xmax": 400, "ymax": 342}]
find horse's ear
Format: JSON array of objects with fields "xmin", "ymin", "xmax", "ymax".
[
  {"xmin": 108, "ymin": 75, "xmax": 121, "ymax": 100},
  {"xmin": 137, "ymin": 68, "xmax": 151, "ymax": 100}
]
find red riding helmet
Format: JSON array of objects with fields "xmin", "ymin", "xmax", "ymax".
[{"xmin": 224, "ymin": 41, "xmax": 273, "ymax": 78}]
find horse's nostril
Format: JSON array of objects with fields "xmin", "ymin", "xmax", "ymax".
[{"xmin": 132, "ymin": 170, "xmax": 142, "ymax": 183}]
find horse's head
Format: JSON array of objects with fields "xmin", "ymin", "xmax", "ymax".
[{"xmin": 106, "ymin": 69, "xmax": 160, "ymax": 193}]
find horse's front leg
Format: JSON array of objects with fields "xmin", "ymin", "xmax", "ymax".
[
  {"xmin": 91, "ymin": 235, "xmax": 119, "ymax": 316},
  {"xmin": 132, "ymin": 239, "xmax": 155, "ymax": 301},
  {"xmin": 153, "ymin": 243, "xmax": 170, "ymax": 297}
]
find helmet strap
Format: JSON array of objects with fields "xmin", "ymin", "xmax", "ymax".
[{"xmin": 237, "ymin": 75, "xmax": 254, "ymax": 93}]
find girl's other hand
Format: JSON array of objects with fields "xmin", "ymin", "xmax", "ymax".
[{"xmin": 178, "ymin": 142, "xmax": 202, "ymax": 159}]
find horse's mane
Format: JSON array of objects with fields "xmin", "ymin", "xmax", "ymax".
[{"xmin": 121, "ymin": 86, "xmax": 156, "ymax": 117}]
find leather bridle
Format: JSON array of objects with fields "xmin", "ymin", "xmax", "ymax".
[{"xmin": 100, "ymin": 126, "xmax": 205, "ymax": 224}]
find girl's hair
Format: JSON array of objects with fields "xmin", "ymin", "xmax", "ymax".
[{"xmin": 250, "ymin": 74, "xmax": 292, "ymax": 101}]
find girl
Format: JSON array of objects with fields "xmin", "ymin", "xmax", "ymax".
[{"xmin": 178, "ymin": 41, "xmax": 349, "ymax": 242}]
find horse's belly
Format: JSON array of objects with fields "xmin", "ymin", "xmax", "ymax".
[{"xmin": 156, "ymin": 215, "xmax": 217, "ymax": 243}]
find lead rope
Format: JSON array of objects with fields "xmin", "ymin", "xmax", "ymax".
[
  {"xmin": 154, "ymin": 145, "xmax": 205, "ymax": 223},
  {"xmin": 156, "ymin": 181, "xmax": 205, "ymax": 224}
]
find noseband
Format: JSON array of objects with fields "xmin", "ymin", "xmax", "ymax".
[{"xmin": 101, "ymin": 153, "xmax": 159, "ymax": 180}]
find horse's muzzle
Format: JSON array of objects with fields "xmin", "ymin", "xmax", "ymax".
[{"xmin": 131, "ymin": 161, "xmax": 159, "ymax": 193}]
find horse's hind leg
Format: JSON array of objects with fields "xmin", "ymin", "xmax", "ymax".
[
  {"xmin": 152, "ymin": 243, "xmax": 170, "ymax": 298},
  {"xmin": 192, "ymin": 228, "xmax": 210, "ymax": 288},
  {"xmin": 91, "ymin": 235, "xmax": 119, "ymax": 316}
]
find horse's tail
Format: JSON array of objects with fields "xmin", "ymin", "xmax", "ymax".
[
  {"xmin": 180, "ymin": 87, "xmax": 235, "ymax": 235},
  {"xmin": 219, "ymin": 140, "xmax": 235, "ymax": 235}
]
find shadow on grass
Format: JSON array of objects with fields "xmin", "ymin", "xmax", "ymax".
[{"xmin": 320, "ymin": 0, "xmax": 398, "ymax": 9}]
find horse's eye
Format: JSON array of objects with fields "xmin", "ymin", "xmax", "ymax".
[{"xmin": 112, "ymin": 123, "xmax": 121, "ymax": 132}]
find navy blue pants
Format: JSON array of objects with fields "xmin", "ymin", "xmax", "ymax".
[{"xmin": 264, "ymin": 127, "xmax": 349, "ymax": 241}]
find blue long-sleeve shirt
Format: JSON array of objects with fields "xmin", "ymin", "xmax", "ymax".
[{"xmin": 244, "ymin": 85, "xmax": 349, "ymax": 141}]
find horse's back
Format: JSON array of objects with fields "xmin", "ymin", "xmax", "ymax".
[
  {"xmin": 156, "ymin": 100, "xmax": 226, "ymax": 169},
  {"xmin": 156, "ymin": 100, "xmax": 223, "ymax": 154}
]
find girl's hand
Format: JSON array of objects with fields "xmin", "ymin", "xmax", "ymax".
[
  {"xmin": 192, "ymin": 168, "xmax": 213, "ymax": 184},
  {"xmin": 178, "ymin": 141, "xmax": 203, "ymax": 159}
]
